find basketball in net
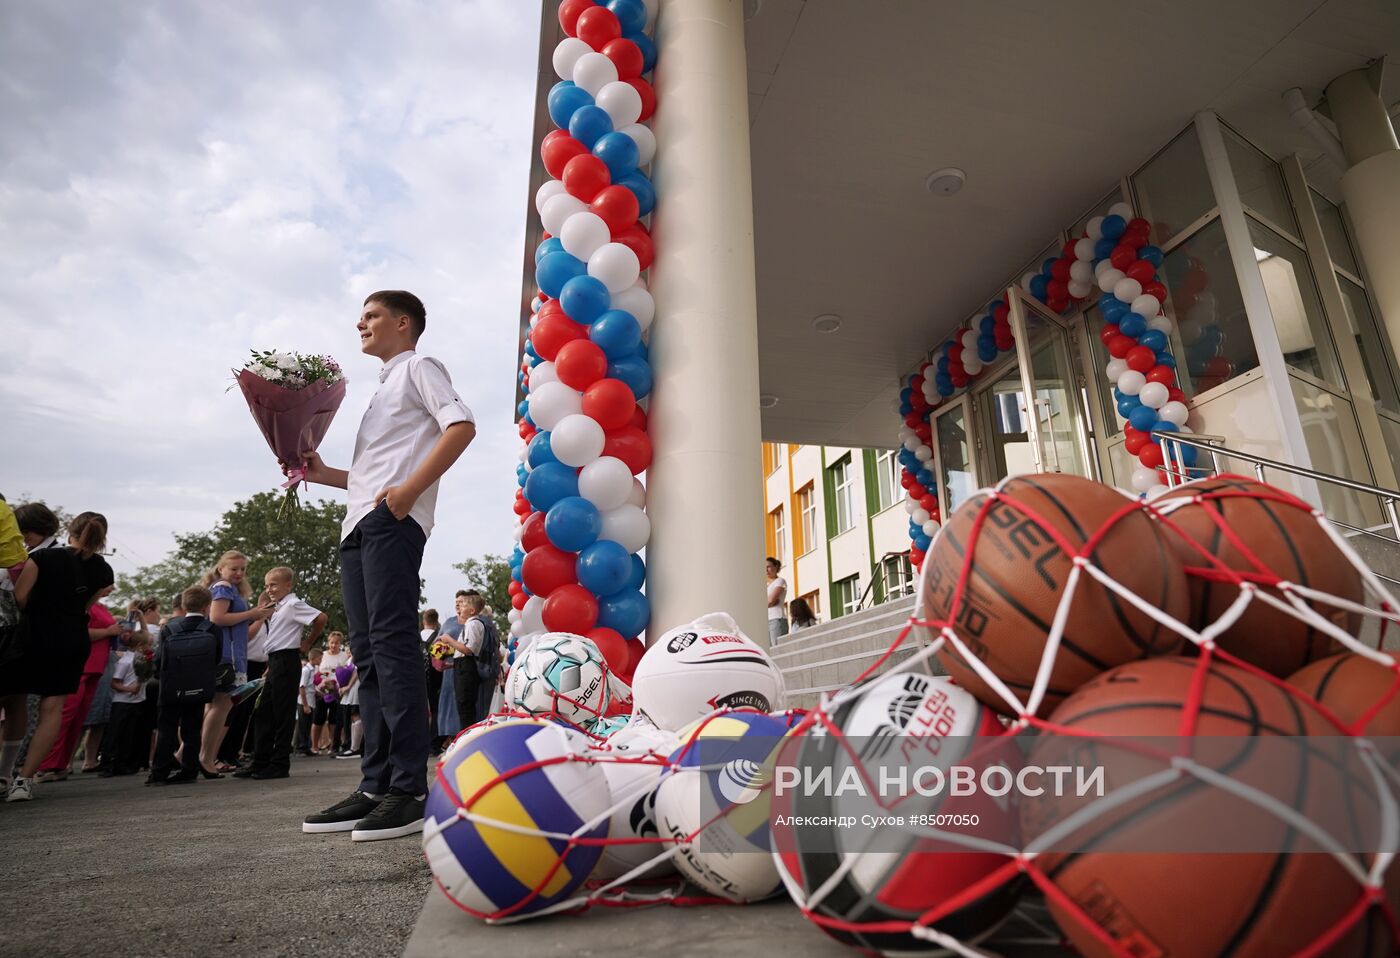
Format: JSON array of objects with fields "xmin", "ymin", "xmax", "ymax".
[
  {"xmin": 1288, "ymin": 652, "xmax": 1400, "ymax": 738},
  {"xmin": 920, "ymin": 473, "xmax": 1189, "ymax": 717},
  {"xmin": 1153, "ymin": 476, "xmax": 1360, "ymax": 677}
]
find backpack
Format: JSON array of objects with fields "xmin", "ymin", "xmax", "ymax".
[
  {"xmin": 161, "ymin": 621, "xmax": 218, "ymax": 705},
  {"xmin": 473, "ymin": 615, "xmax": 500, "ymax": 680}
]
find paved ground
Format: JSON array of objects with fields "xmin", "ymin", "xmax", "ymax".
[{"xmin": 0, "ymin": 755, "xmax": 430, "ymax": 958}]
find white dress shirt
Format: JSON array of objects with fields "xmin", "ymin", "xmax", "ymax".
[
  {"xmin": 262, "ymin": 592, "xmax": 323, "ymax": 654},
  {"xmin": 451, "ymin": 618, "xmax": 485, "ymax": 659},
  {"xmin": 343, "ymin": 349, "xmax": 474, "ymax": 542}
]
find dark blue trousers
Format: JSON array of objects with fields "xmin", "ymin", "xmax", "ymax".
[{"xmin": 341, "ymin": 503, "xmax": 429, "ymax": 797}]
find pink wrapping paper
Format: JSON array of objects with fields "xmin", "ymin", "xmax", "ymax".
[{"xmin": 234, "ymin": 368, "xmax": 347, "ymax": 487}]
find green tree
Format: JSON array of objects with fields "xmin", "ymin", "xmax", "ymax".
[
  {"xmin": 451, "ymin": 554, "xmax": 513, "ymax": 619},
  {"xmin": 117, "ymin": 491, "xmax": 348, "ymax": 634}
]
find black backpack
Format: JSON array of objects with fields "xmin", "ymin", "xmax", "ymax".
[
  {"xmin": 473, "ymin": 615, "xmax": 500, "ymax": 680},
  {"xmin": 161, "ymin": 620, "xmax": 218, "ymax": 704}
]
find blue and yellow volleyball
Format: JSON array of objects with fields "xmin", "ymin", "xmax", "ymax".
[{"xmin": 423, "ymin": 720, "xmax": 610, "ymax": 919}]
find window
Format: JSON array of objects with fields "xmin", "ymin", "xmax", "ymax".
[
  {"xmin": 1224, "ymin": 130, "xmax": 1296, "ymax": 235},
  {"xmin": 762, "ymin": 443, "xmax": 781, "ymax": 476},
  {"xmin": 795, "ymin": 483, "xmax": 817, "ymax": 556},
  {"xmin": 881, "ymin": 553, "xmax": 915, "ymax": 601},
  {"xmin": 936, "ymin": 405, "xmax": 975, "ymax": 513},
  {"xmin": 1131, "ymin": 126, "xmax": 1216, "ymax": 245},
  {"xmin": 875, "ymin": 449, "xmax": 901, "ymax": 512},
  {"xmin": 1165, "ymin": 218, "xmax": 1253, "ymax": 395},
  {"xmin": 826, "ymin": 455, "xmax": 854, "ymax": 535},
  {"xmin": 1310, "ymin": 190, "xmax": 1360, "ymax": 277},
  {"xmin": 1250, "ymin": 218, "xmax": 1345, "ymax": 388},
  {"xmin": 767, "ymin": 505, "xmax": 785, "ymax": 563},
  {"xmin": 800, "ymin": 590, "xmax": 821, "ymax": 618},
  {"xmin": 833, "ymin": 575, "xmax": 861, "ymax": 618},
  {"xmin": 1337, "ymin": 274, "xmax": 1400, "ymax": 414}
]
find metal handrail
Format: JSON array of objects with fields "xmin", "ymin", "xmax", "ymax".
[
  {"xmin": 856, "ymin": 550, "xmax": 914, "ymax": 611},
  {"xmin": 1154, "ymin": 430, "xmax": 1400, "ymax": 542}
]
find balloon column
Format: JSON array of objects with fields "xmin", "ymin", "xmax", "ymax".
[
  {"xmin": 894, "ymin": 299, "xmax": 1018, "ymax": 569},
  {"xmin": 510, "ymin": 0, "xmax": 658, "ymax": 681}
]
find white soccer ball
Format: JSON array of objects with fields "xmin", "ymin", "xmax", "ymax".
[
  {"xmin": 507, "ymin": 632, "xmax": 611, "ymax": 728},
  {"xmin": 631, "ymin": 612, "xmax": 787, "ymax": 731},
  {"xmin": 590, "ymin": 721, "xmax": 681, "ymax": 881}
]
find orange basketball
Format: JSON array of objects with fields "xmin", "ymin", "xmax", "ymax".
[
  {"xmin": 1289, "ymin": 652, "xmax": 1400, "ymax": 737},
  {"xmin": 1026, "ymin": 657, "xmax": 1393, "ymax": 958},
  {"xmin": 1153, "ymin": 477, "xmax": 1358, "ymax": 677},
  {"xmin": 920, "ymin": 473, "xmax": 1188, "ymax": 717}
]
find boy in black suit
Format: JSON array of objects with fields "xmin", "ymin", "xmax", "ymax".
[{"xmin": 148, "ymin": 585, "xmax": 221, "ymax": 786}]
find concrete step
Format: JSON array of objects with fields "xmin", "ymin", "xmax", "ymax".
[{"xmin": 770, "ymin": 597, "xmax": 916, "ymax": 656}]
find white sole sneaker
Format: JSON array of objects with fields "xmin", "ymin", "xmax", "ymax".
[
  {"xmin": 301, "ymin": 819, "xmax": 359, "ymax": 834},
  {"xmin": 351, "ymin": 818, "xmax": 424, "ymax": 842},
  {"xmin": 6, "ymin": 778, "xmax": 33, "ymax": 802}
]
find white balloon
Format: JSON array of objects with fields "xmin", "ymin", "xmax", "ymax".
[
  {"xmin": 522, "ymin": 595, "xmax": 545, "ymax": 634},
  {"xmin": 1086, "ymin": 215, "xmax": 1105, "ymax": 240},
  {"xmin": 1138, "ymin": 381, "xmax": 1170, "ymax": 409},
  {"xmin": 898, "ymin": 426, "xmax": 914, "ymax": 441},
  {"xmin": 1067, "ymin": 279, "xmax": 1093, "ymax": 299},
  {"xmin": 596, "ymin": 81, "xmax": 643, "ymax": 128},
  {"xmin": 535, "ymin": 179, "xmax": 566, "ymax": 217},
  {"xmin": 961, "ymin": 329, "xmax": 979, "ymax": 351},
  {"xmin": 541, "ymin": 192, "xmax": 586, "ymax": 235},
  {"xmin": 921, "ymin": 519, "xmax": 940, "ymax": 537},
  {"xmin": 553, "ymin": 37, "xmax": 593, "ymax": 80},
  {"xmin": 1193, "ymin": 291, "xmax": 1217, "ymax": 324},
  {"xmin": 600, "ymin": 504, "xmax": 651, "ymax": 553},
  {"xmin": 1158, "ymin": 400, "xmax": 1189, "ymax": 426},
  {"xmin": 1094, "ymin": 258, "xmax": 1115, "ymax": 277},
  {"xmin": 915, "ymin": 445, "xmax": 933, "ymax": 462},
  {"xmin": 627, "ymin": 478, "xmax": 646, "ymax": 508},
  {"xmin": 572, "ymin": 52, "xmax": 618, "ymax": 96},
  {"xmin": 531, "ymin": 360, "xmax": 560, "ymax": 388},
  {"xmin": 560, "ymin": 211, "xmax": 611, "ymax": 261},
  {"xmin": 1070, "ymin": 259, "xmax": 1094, "ymax": 283},
  {"xmin": 962, "ymin": 357, "xmax": 983, "ymax": 375},
  {"xmin": 551, "ymin": 413, "xmax": 606, "ymax": 467},
  {"xmin": 1117, "ymin": 370, "xmax": 1146, "ymax": 396},
  {"xmin": 1105, "ymin": 358, "xmax": 1129, "ymax": 381},
  {"xmin": 905, "ymin": 498, "xmax": 919, "ymax": 515},
  {"xmin": 508, "ymin": 607, "xmax": 522, "ymax": 624},
  {"xmin": 1179, "ymin": 318, "xmax": 1203, "ymax": 345},
  {"xmin": 1108, "ymin": 201, "xmax": 1135, "ymax": 220},
  {"xmin": 1130, "ymin": 294, "xmax": 1162, "ymax": 318},
  {"xmin": 578, "ymin": 456, "xmax": 634, "ymax": 511},
  {"xmin": 510, "ymin": 619, "xmax": 525, "ymax": 637},
  {"xmin": 619, "ymin": 123, "xmax": 656, "ymax": 167},
  {"xmin": 611, "ymin": 283, "xmax": 655, "ymax": 332},
  {"xmin": 903, "ymin": 437, "xmax": 919, "ymax": 452},
  {"xmin": 1147, "ymin": 315, "xmax": 1174, "ymax": 334},
  {"xmin": 527, "ymin": 381, "xmax": 582, "ymax": 431},
  {"xmin": 1113, "ymin": 277, "xmax": 1144, "ymax": 304},
  {"xmin": 912, "ymin": 508, "xmax": 931, "ymax": 526},
  {"xmin": 588, "ymin": 242, "xmax": 641, "ymax": 293},
  {"xmin": 1074, "ymin": 238, "xmax": 1095, "ymax": 261},
  {"xmin": 1146, "ymin": 484, "xmax": 1170, "ymax": 499},
  {"xmin": 1021, "ymin": 272, "xmax": 1037, "ymax": 292},
  {"xmin": 1131, "ymin": 467, "xmax": 1159, "ymax": 492},
  {"xmin": 1097, "ymin": 268, "xmax": 1125, "ymax": 293}
]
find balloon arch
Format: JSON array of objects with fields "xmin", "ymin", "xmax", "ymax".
[
  {"xmin": 895, "ymin": 201, "xmax": 1201, "ymax": 570},
  {"xmin": 508, "ymin": 0, "xmax": 661, "ymax": 679}
]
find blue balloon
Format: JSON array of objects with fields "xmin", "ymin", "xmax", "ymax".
[
  {"xmin": 577, "ymin": 539, "xmax": 633, "ymax": 595},
  {"xmin": 627, "ymin": 31, "xmax": 657, "ymax": 73},
  {"xmin": 630, "ymin": 339, "xmax": 649, "ymax": 361},
  {"xmin": 1152, "ymin": 420, "xmax": 1180, "ymax": 435},
  {"xmin": 979, "ymin": 316, "xmax": 995, "ymax": 335},
  {"xmin": 607, "ymin": 0, "xmax": 647, "ymax": 33},
  {"xmin": 1029, "ymin": 275, "xmax": 1049, "ymax": 299},
  {"xmin": 1118, "ymin": 314, "xmax": 1147, "ymax": 338},
  {"xmin": 597, "ymin": 588, "xmax": 650, "ymax": 638},
  {"xmin": 1155, "ymin": 352, "xmax": 1177, "ymax": 368},
  {"xmin": 899, "ymin": 404, "xmax": 912, "ymax": 417},
  {"xmin": 1139, "ymin": 329, "xmax": 1168, "ymax": 351},
  {"xmin": 517, "ymin": 399, "xmax": 530, "ymax": 418},
  {"xmin": 589, "ymin": 309, "xmax": 642, "ymax": 358},
  {"xmin": 528, "ymin": 354, "xmax": 544, "ymax": 368},
  {"xmin": 1042, "ymin": 259, "xmax": 1057, "ymax": 275},
  {"xmin": 616, "ymin": 170, "xmax": 655, "ymax": 216},
  {"xmin": 899, "ymin": 387, "xmax": 914, "ymax": 403},
  {"xmin": 523, "ymin": 461, "xmax": 579, "ymax": 513},
  {"xmin": 511, "ymin": 568, "xmax": 523, "ymax": 584},
  {"xmin": 917, "ymin": 469, "xmax": 935, "ymax": 486},
  {"xmin": 527, "ymin": 430, "xmax": 557, "ymax": 469},
  {"xmin": 913, "ymin": 534, "xmax": 932, "ymax": 552},
  {"xmin": 545, "ymin": 496, "xmax": 602, "ymax": 552},
  {"xmin": 979, "ymin": 342, "xmax": 997, "ymax": 363},
  {"xmin": 1117, "ymin": 399, "xmax": 1141, "ymax": 418},
  {"xmin": 1138, "ymin": 245, "xmax": 1165, "ymax": 267},
  {"xmin": 568, "ymin": 104, "xmax": 613, "ymax": 149},
  {"xmin": 1128, "ymin": 405, "xmax": 1160, "ymax": 432},
  {"xmin": 609, "ymin": 355, "xmax": 653, "ymax": 399},
  {"xmin": 593, "ymin": 131, "xmax": 640, "ymax": 179},
  {"xmin": 1178, "ymin": 444, "xmax": 1199, "ymax": 468},
  {"xmin": 536, "ymin": 250, "xmax": 587, "ymax": 299},
  {"xmin": 560, "ymin": 274, "xmax": 611, "ymax": 325},
  {"xmin": 938, "ymin": 382, "xmax": 954, "ymax": 397},
  {"xmin": 1102, "ymin": 297, "xmax": 1130, "ymax": 323},
  {"xmin": 548, "ymin": 81, "xmax": 594, "ymax": 130},
  {"xmin": 535, "ymin": 236, "xmax": 564, "ymax": 265},
  {"xmin": 937, "ymin": 356, "xmax": 950, "ymax": 372},
  {"xmin": 1093, "ymin": 237, "xmax": 1117, "ymax": 260},
  {"xmin": 1101, "ymin": 214, "xmax": 1127, "ymax": 240}
]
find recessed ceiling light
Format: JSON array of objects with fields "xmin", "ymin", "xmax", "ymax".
[
  {"xmin": 812, "ymin": 314, "xmax": 842, "ymax": 333},
  {"xmin": 759, "ymin": 393, "xmax": 779, "ymax": 408},
  {"xmin": 926, "ymin": 167, "xmax": 966, "ymax": 196}
]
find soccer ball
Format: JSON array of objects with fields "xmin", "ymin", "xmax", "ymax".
[
  {"xmin": 506, "ymin": 632, "xmax": 611, "ymax": 728},
  {"xmin": 589, "ymin": 713, "xmax": 632, "ymax": 738}
]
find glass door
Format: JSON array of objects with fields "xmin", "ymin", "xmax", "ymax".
[
  {"xmin": 932, "ymin": 396, "xmax": 976, "ymax": 519},
  {"xmin": 1005, "ymin": 290, "xmax": 1095, "ymax": 479}
]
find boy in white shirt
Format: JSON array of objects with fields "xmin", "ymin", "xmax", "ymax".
[
  {"xmin": 236, "ymin": 566, "xmax": 326, "ymax": 780},
  {"xmin": 98, "ymin": 632, "xmax": 151, "ymax": 777},
  {"xmin": 299, "ymin": 290, "xmax": 474, "ymax": 841},
  {"xmin": 295, "ymin": 649, "xmax": 321, "ymax": 756}
]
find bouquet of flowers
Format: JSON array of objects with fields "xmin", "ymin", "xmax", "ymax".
[
  {"xmin": 315, "ymin": 674, "xmax": 340, "ymax": 704},
  {"xmin": 234, "ymin": 350, "xmax": 348, "ymax": 515},
  {"xmin": 132, "ymin": 647, "xmax": 156, "ymax": 683},
  {"xmin": 334, "ymin": 663, "xmax": 355, "ymax": 688}
]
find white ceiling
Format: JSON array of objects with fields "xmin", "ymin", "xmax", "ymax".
[{"xmin": 746, "ymin": 0, "xmax": 1400, "ymax": 447}]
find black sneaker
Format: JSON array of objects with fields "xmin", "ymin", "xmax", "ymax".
[
  {"xmin": 303, "ymin": 790, "xmax": 382, "ymax": 834},
  {"xmin": 350, "ymin": 792, "xmax": 425, "ymax": 842}
]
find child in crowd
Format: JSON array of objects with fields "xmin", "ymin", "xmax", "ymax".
[
  {"xmin": 295, "ymin": 649, "xmax": 321, "ymax": 756},
  {"xmin": 0, "ymin": 496, "xmax": 36, "ymax": 620},
  {"xmin": 148, "ymin": 586, "xmax": 221, "ymax": 786},
  {"xmin": 99, "ymin": 630, "xmax": 151, "ymax": 777}
]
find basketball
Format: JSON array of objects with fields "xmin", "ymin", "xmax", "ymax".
[
  {"xmin": 423, "ymin": 721, "xmax": 611, "ymax": 920},
  {"xmin": 1153, "ymin": 476, "xmax": 1359, "ymax": 676},
  {"xmin": 1289, "ymin": 652, "xmax": 1400, "ymax": 740},
  {"xmin": 921, "ymin": 473, "xmax": 1189, "ymax": 716},
  {"xmin": 1024, "ymin": 657, "xmax": 1392, "ymax": 958},
  {"xmin": 590, "ymin": 721, "xmax": 681, "ymax": 881},
  {"xmin": 631, "ymin": 612, "xmax": 786, "ymax": 731},
  {"xmin": 773, "ymin": 671, "xmax": 1022, "ymax": 953}
]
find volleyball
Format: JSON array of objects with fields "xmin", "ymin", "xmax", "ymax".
[
  {"xmin": 506, "ymin": 631, "xmax": 611, "ymax": 727},
  {"xmin": 631, "ymin": 612, "xmax": 787, "ymax": 731},
  {"xmin": 590, "ymin": 721, "xmax": 681, "ymax": 881},
  {"xmin": 423, "ymin": 720, "xmax": 610, "ymax": 920}
]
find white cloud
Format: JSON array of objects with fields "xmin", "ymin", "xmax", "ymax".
[{"xmin": 0, "ymin": 0, "xmax": 540, "ymax": 612}]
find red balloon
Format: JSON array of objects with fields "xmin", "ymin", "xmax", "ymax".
[
  {"xmin": 1182, "ymin": 267, "xmax": 1210, "ymax": 297},
  {"xmin": 628, "ymin": 403, "xmax": 648, "ymax": 432},
  {"xmin": 1167, "ymin": 387, "xmax": 1187, "ymax": 404},
  {"xmin": 613, "ymin": 222, "xmax": 653, "ymax": 270},
  {"xmin": 1110, "ymin": 245, "xmax": 1137, "ymax": 271},
  {"xmin": 919, "ymin": 495, "xmax": 937, "ymax": 513},
  {"xmin": 533, "ymin": 312, "xmax": 589, "ymax": 362},
  {"xmin": 511, "ymin": 592, "xmax": 527, "ymax": 611},
  {"xmin": 1061, "ymin": 240, "xmax": 1078, "ymax": 259},
  {"xmin": 521, "ymin": 511, "xmax": 549, "ymax": 552},
  {"xmin": 950, "ymin": 372, "xmax": 968, "ymax": 388},
  {"xmin": 1126, "ymin": 346, "xmax": 1157, "ymax": 373},
  {"xmin": 1127, "ymin": 217, "xmax": 1152, "ymax": 236},
  {"xmin": 994, "ymin": 332, "xmax": 1014, "ymax": 351},
  {"xmin": 1106, "ymin": 334, "xmax": 1136, "ymax": 359},
  {"xmin": 1205, "ymin": 356, "xmax": 1236, "ymax": 379},
  {"xmin": 1138, "ymin": 443, "xmax": 1165, "ymax": 469},
  {"xmin": 602, "ymin": 38, "xmax": 643, "ymax": 79},
  {"xmin": 590, "ymin": 185, "xmax": 640, "ymax": 236},
  {"xmin": 1125, "ymin": 260, "xmax": 1156, "ymax": 285},
  {"xmin": 910, "ymin": 392, "xmax": 929, "ymax": 412},
  {"xmin": 910, "ymin": 547, "xmax": 926, "ymax": 566},
  {"xmin": 585, "ymin": 626, "xmax": 630, "ymax": 674},
  {"xmin": 543, "ymin": 584, "xmax": 599, "ymax": 634},
  {"xmin": 1145, "ymin": 365, "xmax": 1176, "ymax": 386},
  {"xmin": 1099, "ymin": 324, "xmax": 1120, "ymax": 346},
  {"xmin": 903, "ymin": 412, "xmax": 921, "ymax": 429},
  {"xmin": 582, "ymin": 378, "xmax": 636, "ymax": 430},
  {"xmin": 557, "ymin": 0, "xmax": 593, "ymax": 36},
  {"xmin": 1121, "ymin": 230, "xmax": 1148, "ymax": 251},
  {"xmin": 947, "ymin": 344, "xmax": 964, "ymax": 365},
  {"xmin": 555, "ymin": 339, "xmax": 609, "ymax": 390},
  {"xmin": 518, "ymin": 421, "xmax": 533, "ymax": 439},
  {"xmin": 521, "ymin": 544, "xmax": 578, "ymax": 597},
  {"xmin": 603, "ymin": 425, "xmax": 652, "ymax": 474},
  {"xmin": 576, "ymin": 5, "xmax": 622, "ymax": 50},
  {"xmin": 513, "ymin": 497, "xmax": 531, "ymax": 516},
  {"xmin": 508, "ymin": 580, "xmax": 522, "ymax": 597},
  {"xmin": 993, "ymin": 304, "xmax": 1009, "ymax": 324},
  {"xmin": 1047, "ymin": 294, "xmax": 1070, "ymax": 313},
  {"xmin": 1047, "ymin": 278, "xmax": 1069, "ymax": 300},
  {"xmin": 623, "ymin": 637, "xmax": 647, "ymax": 680},
  {"xmin": 626, "ymin": 77, "xmax": 656, "ymax": 122},
  {"xmin": 541, "ymin": 131, "xmax": 588, "ymax": 180},
  {"xmin": 563, "ymin": 153, "xmax": 611, "ymax": 202},
  {"xmin": 1050, "ymin": 259, "xmax": 1071, "ymax": 282},
  {"xmin": 1124, "ymin": 430, "xmax": 1150, "ymax": 456},
  {"xmin": 1143, "ymin": 280, "xmax": 1168, "ymax": 304},
  {"xmin": 908, "ymin": 483, "xmax": 926, "ymax": 499}
]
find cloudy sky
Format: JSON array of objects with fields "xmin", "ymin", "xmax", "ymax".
[{"xmin": 0, "ymin": 2, "xmax": 540, "ymax": 613}]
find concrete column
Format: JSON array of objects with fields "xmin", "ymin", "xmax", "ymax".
[
  {"xmin": 1329, "ymin": 62, "xmax": 1400, "ymax": 364},
  {"xmin": 646, "ymin": 0, "xmax": 768, "ymax": 644}
]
